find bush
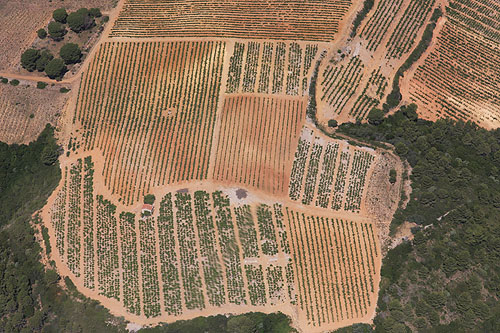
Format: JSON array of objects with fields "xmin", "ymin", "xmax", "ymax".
[
  {"xmin": 89, "ymin": 8, "xmax": 102, "ymax": 17},
  {"xmin": 45, "ymin": 58, "xmax": 67, "ymax": 79},
  {"xmin": 53, "ymin": 8, "xmax": 68, "ymax": 23},
  {"xmin": 37, "ymin": 29, "xmax": 47, "ymax": 39},
  {"xmin": 21, "ymin": 49, "xmax": 41, "ymax": 71},
  {"xmin": 102, "ymin": 16, "xmax": 109, "ymax": 23},
  {"xmin": 37, "ymin": 82, "xmax": 47, "ymax": 89},
  {"xmin": 59, "ymin": 43, "xmax": 82, "ymax": 64},
  {"xmin": 1, "ymin": 78, "xmax": 7, "ymax": 84},
  {"xmin": 35, "ymin": 50, "xmax": 54, "ymax": 72},
  {"xmin": 10, "ymin": 79, "xmax": 19, "ymax": 86},
  {"xmin": 59, "ymin": 87, "xmax": 70, "ymax": 93},
  {"xmin": 144, "ymin": 194, "xmax": 156, "ymax": 205},
  {"xmin": 328, "ymin": 119, "xmax": 338, "ymax": 128},
  {"xmin": 48, "ymin": 21, "xmax": 66, "ymax": 40},
  {"xmin": 389, "ymin": 169, "xmax": 397, "ymax": 184}
]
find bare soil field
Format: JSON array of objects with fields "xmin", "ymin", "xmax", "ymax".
[{"xmin": 0, "ymin": 82, "xmax": 69, "ymax": 144}]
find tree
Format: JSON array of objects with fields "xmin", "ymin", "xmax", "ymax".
[
  {"xmin": 395, "ymin": 142, "xmax": 408, "ymax": 156},
  {"xmin": 67, "ymin": 11, "xmax": 94, "ymax": 32},
  {"xmin": 59, "ymin": 43, "xmax": 81, "ymax": 64},
  {"xmin": 21, "ymin": 49, "xmax": 40, "ymax": 71},
  {"xmin": 37, "ymin": 29, "xmax": 47, "ymax": 39},
  {"xmin": 389, "ymin": 169, "xmax": 397, "ymax": 184},
  {"xmin": 328, "ymin": 119, "xmax": 338, "ymax": 128},
  {"xmin": 53, "ymin": 8, "xmax": 68, "ymax": 23},
  {"xmin": 47, "ymin": 21, "xmax": 66, "ymax": 40},
  {"xmin": 368, "ymin": 108, "xmax": 384, "ymax": 125},
  {"xmin": 144, "ymin": 194, "xmax": 156, "ymax": 205},
  {"xmin": 35, "ymin": 50, "xmax": 53, "ymax": 72},
  {"xmin": 44, "ymin": 58, "xmax": 67, "ymax": 79},
  {"xmin": 89, "ymin": 8, "xmax": 102, "ymax": 17}
]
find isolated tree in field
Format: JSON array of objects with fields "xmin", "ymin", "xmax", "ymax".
[
  {"xmin": 328, "ymin": 119, "xmax": 338, "ymax": 128},
  {"xmin": 53, "ymin": 8, "xmax": 68, "ymax": 23},
  {"xmin": 48, "ymin": 22, "xmax": 66, "ymax": 40},
  {"xmin": 368, "ymin": 108, "xmax": 384, "ymax": 125},
  {"xmin": 45, "ymin": 58, "xmax": 67, "ymax": 79},
  {"xmin": 21, "ymin": 49, "xmax": 41, "ymax": 71},
  {"xmin": 36, "ymin": 50, "xmax": 54, "ymax": 72},
  {"xmin": 37, "ymin": 29, "xmax": 47, "ymax": 39},
  {"xmin": 60, "ymin": 43, "xmax": 82, "ymax": 64},
  {"xmin": 67, "ymin": 10, "xmax": 94, "ymax": 32}
]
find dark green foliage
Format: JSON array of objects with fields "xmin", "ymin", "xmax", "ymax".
[
  {"xmin": 0, "ymin": 126, "xmax": 126, "ymax": 332},
  {"xmin": 139, "ymin": 312, "xmax": 295, "ymax": 333},
  {"xmin": 89, "ymin": 8, "xmax": 102, "ymax": 17},
  {"xmin": 52, "ymin": 8, "xmax": 68, "ymax": 23},
  {"xmin": 59, "ymin": 43, "xmax": 82, "ymax": 64},
  {"xmin": 67, "ymin": 10, "xmax": 94, "ymax": 32},
  {"xmin": 328, "ymin": 119, "xmax": 338, "ymax": 128},
  {"xmin": 45, "ymin": 58, "xmax": 67, "ymax": 79},
  {"xmin": 36, "ymin": 50, "xmax": 54, "ymax": 72},
  {"xmin": 389, "ymin": 169, "xmax": 397, "ymax": 184},
  {"xmin": 339, "ymin": 107, "xmax": 500, "ymax": 331},
  {"xmin": 144, "ymin": 194, "xmax": 156, "ymax": 205},
  {"xmin": 9, "ymin": 79, "xmax": 19, "ymax": 86},
  {"xmin": 59, "ymin": 87, "xmax": 70, "ymax": 93},
  {"xmin": 37, "ymin": 28, "xmax": 47, "ymax": 39},
  {"xmin": 21, "ymin": 49, "xmax": 41, "ymax": 71},
  {"xmin": 1, "ymin": 77, "xmax": 7, "ymax": 84},
  {"xmin": 350, "ymin": 0, "xmax": 374, "ymax": 38},
  {"xmin": 47, "ymin": 21, "xmax": 66, "ymax": 40},
  {"xmin": 367, "ymin": 108, "xmax": 384, "ymax": 125}
]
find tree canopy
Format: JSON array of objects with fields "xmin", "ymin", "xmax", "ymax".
[
  {"xmin": 59, "ymin": 43, "xmax": 82, "ymax": 64},
  {"xmin": 21, "ymin": 49, "xmax": 40, "ymax": 72},
  {"xmin": 47, "ymin": 21, "xmax": 66, "ymax": 40},
  {"xmin": 52, "ymin": 8, "xmax": 68, "ymax": 23},
  {"xmin": 44, "ymin": 58, "xmax": 67, "ymax": 79}
]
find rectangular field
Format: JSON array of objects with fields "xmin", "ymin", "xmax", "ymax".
[
  {"xmin": 75, "ymin": 41, "xmax": 225, "ymax": 205},
  {"xmin": 110, "ymin": 0, "xmax": 352, "ymax": 41},
  {"xmin": 212, "ymin": 95, "xmax": 306, "ymax": 195}
]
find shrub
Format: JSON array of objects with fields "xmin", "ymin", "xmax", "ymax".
[
  {"xmin": 144, "ymin": 194, "xmax": 156, "ymax": 205},
  {"xmin": 21, "ymin": 49, "xmax": 41, "ymax": 71},
  {"xmin": 45, "ymin": 58, "xmax": 67, "ymax": 79},
  {"xmin": 29, "ymin": 114, "xmax": 35, "ymax": 119},
  {"xmin": 48, "ymin": 21, "xmax": 66, "ymax": 40},
  {"xmin": 60, "ymin": 43, "xmax": 82, "ymax": 64},
  {"xmin": 37, "ymin": 82, "xmax": 48, "ymax": 89},
  {"xmin": 37, "ymin": 29, "xmax": 47, "ymax": 39},
  {"xmin": 10, "ymin": 79, "xmax": 19, "ymax": 86},
  {"xmin": 53, "ymin": 8, "xmax": 68, "ymax": 23},
  {"xmin": 59, "ymin": 87, "xmax": 70, "ymax": 93},
  {"xmin": 1, "ymin": 78, "xmax": 7, "ymax": 84},
  {"xmin": 328, "ymin": 119, "xmax": 338, "ymax": 128},
  {"xmin": 389, "ymin": 169, "xmax": 397, "ymax": 184}
]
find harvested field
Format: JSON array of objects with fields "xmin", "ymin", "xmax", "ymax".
[
  {"xmin": 75, "ymin": 41, "xmax": 225, "ymax": 205},
  {"xmin": 110, "ymin": 0, "xmax": 353, "ymax": 41},
  {"xmin": 212, "ymin": 95, "xmax": 306, "ymax": 195},
  {"xmin": 406, "ymin": 0, "xmax": 500, "ymax": 128},
  {"xmin": 45, "ymin": 154, "xmax": 382, "ymax": 332},
  {"xmin": 0, "ymin": 83, "xmax": 68, "ymax": 144}
]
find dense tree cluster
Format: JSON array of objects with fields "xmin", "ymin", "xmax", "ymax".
[{"xmin": 338, "ymin": 106, "xmax": 500, "ymax": 331}]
